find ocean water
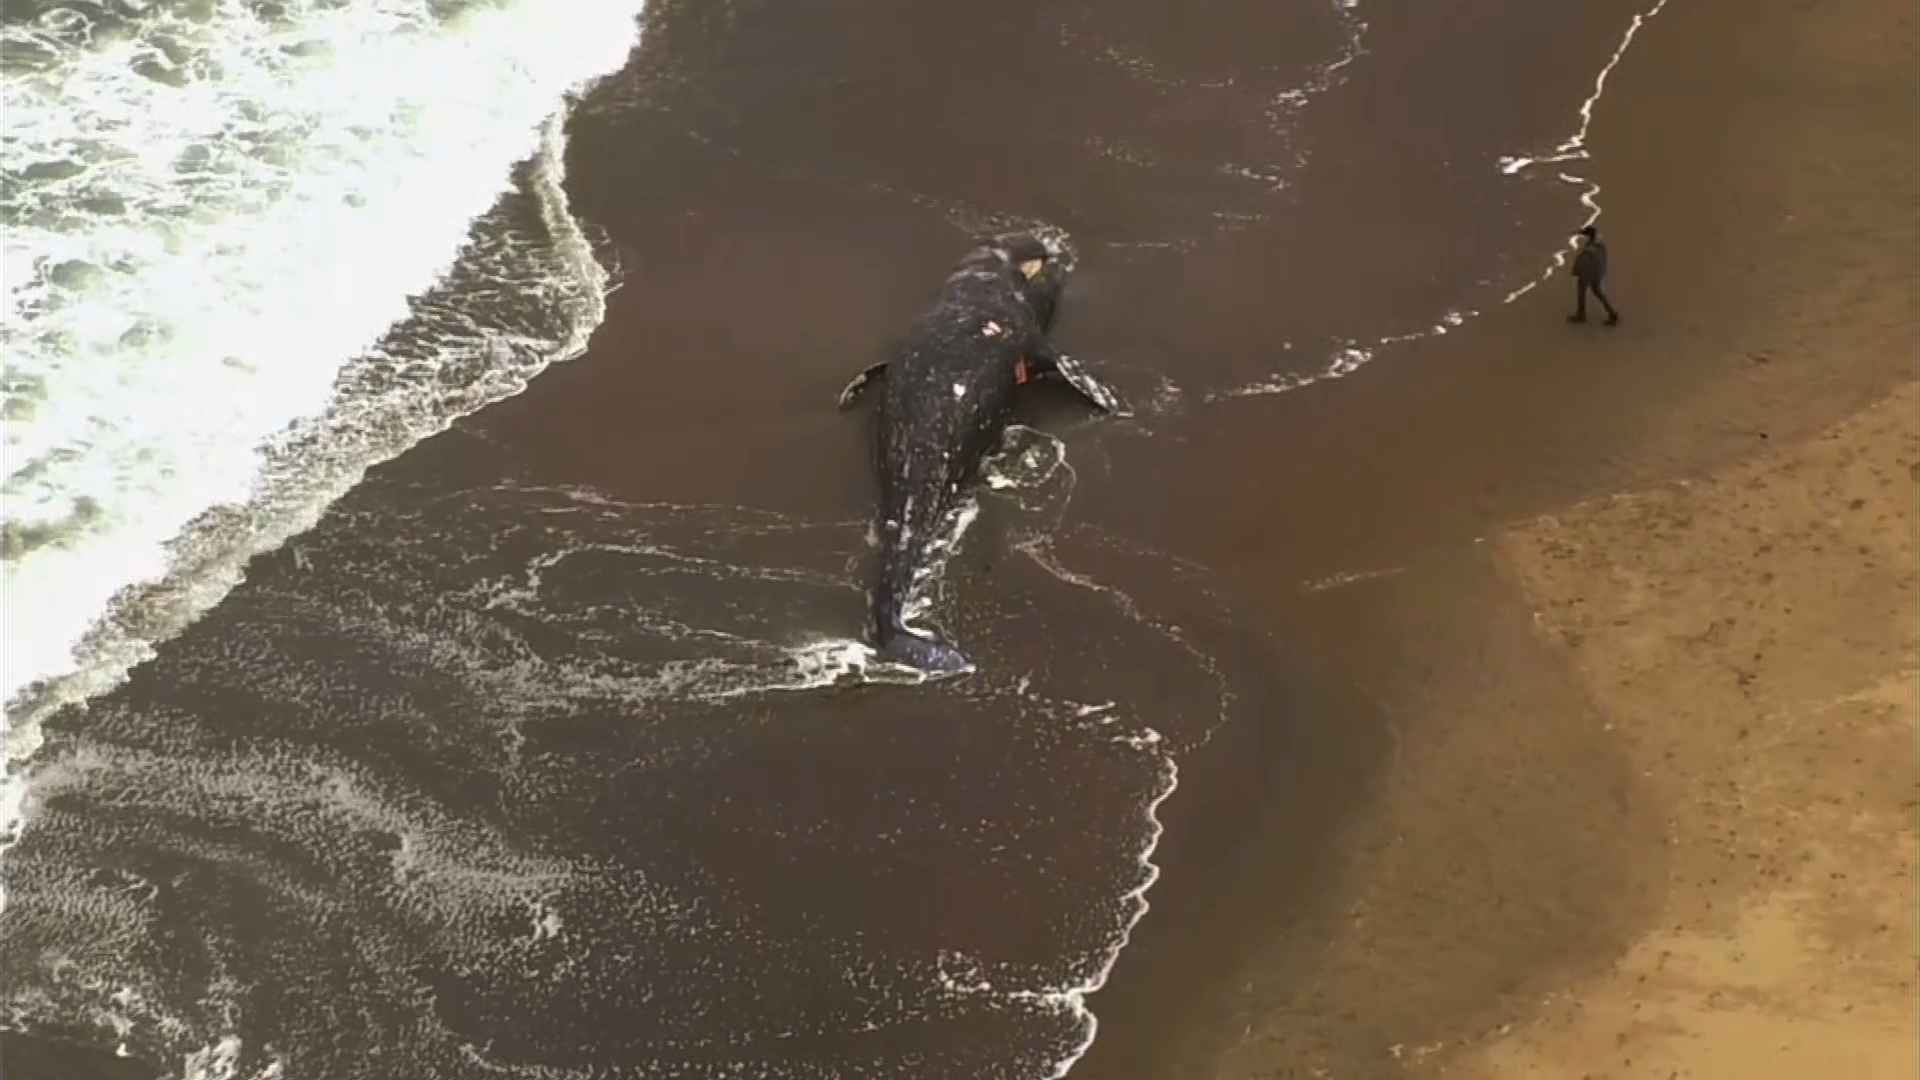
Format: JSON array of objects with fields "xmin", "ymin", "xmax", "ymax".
[
  {"xmin": 1, "ymin": 0, "xmax": 648, "ymax": 888},
  {"xmin": 0, "ymin": 0, "xmax": 1680, "ymax": 1076},
  {"xmin": 0, "ymin": 424, "xmax": 1263, "ymax": 1078}
]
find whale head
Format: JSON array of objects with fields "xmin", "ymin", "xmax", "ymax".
[{"xmin": 968, "ymin": 230, "xmax": 1070, "ymax": 329}]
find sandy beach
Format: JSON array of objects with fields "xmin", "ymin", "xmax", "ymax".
[
  {"xmin": 2, "ymin": 0, "xmax": 1913, "ymax": 1076},
  {"xmin": 1467, "ymin": 374, "xmax": 1917, "ymax": 1080},
  {"xmin": 1067, "ymin": 0, "xmax": 1918, "ymax": 1075}
]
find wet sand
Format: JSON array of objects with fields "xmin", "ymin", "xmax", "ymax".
[
  {"xmin": 5, "ymin": 0, "xmax": 1916, "ymax": 1075},
  {"xmin": 1468, "ymin": 385, "xmax": 1917, "ymax": 1079},
  {"xmin": 1065, "ymin": 0, "xmax": 1918, "ymax": 1075}
]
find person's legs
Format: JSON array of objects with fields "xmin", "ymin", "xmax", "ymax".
[
  {"xmin": 1569, "ymin": 279, "xmax": 1589, "ymax": 322},
  {"xmin": 1592, "ymin": 282, "xmax": 1620, "ymax": 325}
]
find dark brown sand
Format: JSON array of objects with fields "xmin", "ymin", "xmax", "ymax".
[
  {"xmin": 486, "ymin": 0, "xmax": 1918, "ymax": 1073},
  {"xmin": 1062, "ymin": 0, "xmax": 1919, "ymax": 1075},
  {"xmin": 5, "ymin": 0, "xmax": 1915, "ymax": 1075}
]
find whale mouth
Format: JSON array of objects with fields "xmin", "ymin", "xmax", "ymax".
[
  {"xmin": 987, "ymin": 226, "xmax": 1074, "ymax": 277},
  {"xmin": 1031, "ymin": 225, "xmax": 1074, "ymax": 267}
]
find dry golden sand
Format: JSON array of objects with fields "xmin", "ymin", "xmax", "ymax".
[
  {"xmin": 1452, "ymin": 385, "xmax": 1919, "ymax": 1080},
  {"xmin": 1150, "ymin": 0, "xmax": 1920, "ymax": 1074},
  {"xmin": 1434, "ymin": 0, "xmax": 1920, "ymax": 1067},
  {"xmin": 1188, "ymin": 388, "xmax": 1917, "ymax": 1080}
]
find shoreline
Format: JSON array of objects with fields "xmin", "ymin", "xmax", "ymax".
[
  {"xmin": 1461, "ymin": 379, "xmax": 1917, "ymax": 1078},
  {"xmin": 1065, "ymin": 0, "xmax": 1918, "ymax": 1074},
  {"xmin": 2, "ymin": 0, "xmax": 1911, "ymax": 1074}
]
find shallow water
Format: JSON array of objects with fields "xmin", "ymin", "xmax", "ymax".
[
  {"xmin": 0, "ymin": 0, "xmax": 1670, "ymax": 1075},
  {"xmin": 1, "ymin": 0, "xmax": 644, "ymax": 847}
]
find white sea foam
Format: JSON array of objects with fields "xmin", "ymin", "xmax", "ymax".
[
  {"xmin": 1219, "ymin": 0, "xmax": 1672, "ymax": 401},
  {"xmin": 1497, "ymin": 0, "xmax": 1672, "ymax": 302},
  {"xmin": 4, "ymin": 424, "xmax": 1247, "ymax": 1072},
  {"xmin": 0, "ymin": 0, "xmax": 648, "ymax": 908}
]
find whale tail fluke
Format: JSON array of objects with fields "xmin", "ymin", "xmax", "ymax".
[{"xmin": 877, "ymin": 624, "xmax": 973, "ymax": 677}]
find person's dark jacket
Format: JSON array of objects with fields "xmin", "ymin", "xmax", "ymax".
[{"xmin": 1571, "ymin": 239, "xmax": 1608, "ymax": 284}]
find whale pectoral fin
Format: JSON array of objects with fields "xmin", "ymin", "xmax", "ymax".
[
  {"xmin": 837, "ymin": 361, "xmax": 888, "ymax": 410},
  {"xmin": 1025, "ymin": 339, "xmax": 1129, "ymax": 416},
  {"xmin": 1052, "ymin": 353, "xmax": 1127, "ymax": 415}
]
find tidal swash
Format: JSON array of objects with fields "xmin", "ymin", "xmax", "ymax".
[
  {"xmin": 4, "ymin": 413, "xmax": 1282, "ymax": 1076},
  {"xmin": 1, "ymin": 0, "xmax": 642, "ymax": 820},
  {"xmin": 2, "ymin": 0, "xmax": 1670, "ymax": 1076}
]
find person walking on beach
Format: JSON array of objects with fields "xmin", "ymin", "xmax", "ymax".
[{"xmin": 1568, "ymin": 224, "xmax": 1620, "ymax": 326}]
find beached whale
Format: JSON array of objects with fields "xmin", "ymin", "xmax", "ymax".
[{"xmin": 837, "ymin": 232, "xmax": 1127, "ymax": 675}]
